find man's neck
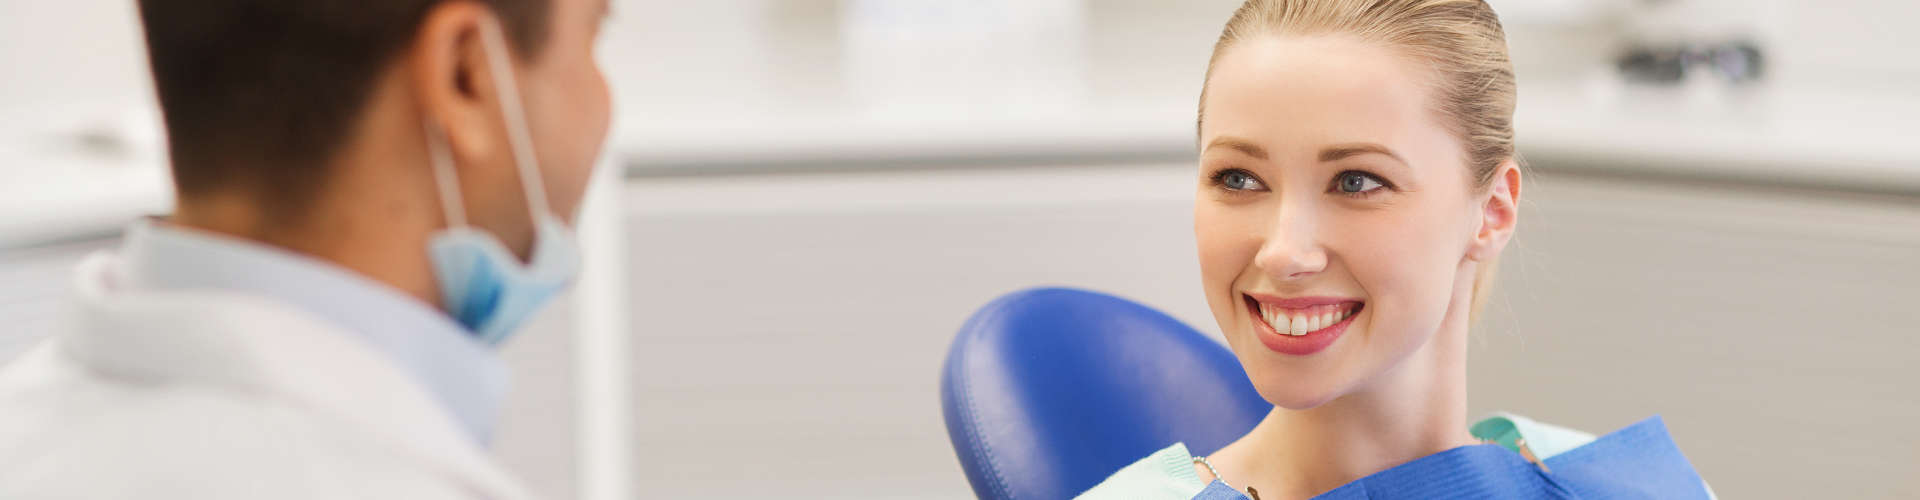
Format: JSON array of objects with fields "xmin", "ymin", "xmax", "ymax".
[
  {"xmin": 166, "ymin": 71, "xmax": 454, "ymax": 312},
  {"xmin": 171, "ymin": 187, "xmax": 445, "ymax": 311}
]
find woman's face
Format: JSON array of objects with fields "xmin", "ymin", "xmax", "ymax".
[{"xmin": 1195, "ymin": 35, "xmax": 1490, "ymax": 409}]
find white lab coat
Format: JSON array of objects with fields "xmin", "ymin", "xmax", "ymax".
[{"xmin": 0, "ymin": 252, "xmax": 533, "ymax": 499}]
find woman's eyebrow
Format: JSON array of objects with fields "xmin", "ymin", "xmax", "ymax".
[
  {"xmin": 1202, "ymin": 136, "xmax": 1269, "ymax": 160},
  {"xmin": 1319, "ymin": 143, "xmax": 1407, "ymax": 165}
]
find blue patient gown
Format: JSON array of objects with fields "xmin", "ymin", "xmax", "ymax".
[{"xmin": 1192, "ymin": 416, "xmax": 1708, "ymax": 500}]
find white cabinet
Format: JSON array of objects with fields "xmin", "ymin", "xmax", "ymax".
[
  {"xmin": 623, "ymin": 164, "xmax": 1919, "ymax": 498},
  {"xmin": 1473, "ymin": 173, "xmax": 1920, "ymax": 499}
]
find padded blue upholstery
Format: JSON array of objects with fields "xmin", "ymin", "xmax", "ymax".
[{"xmin": 941, "ymin": 287, "xmax": 1272, "ymax": 500}]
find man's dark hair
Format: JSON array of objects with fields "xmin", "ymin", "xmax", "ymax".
[{"xmin": 136, "ymin": 0, "xmax": 550, "ymax": 217}]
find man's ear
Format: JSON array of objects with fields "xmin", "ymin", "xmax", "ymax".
[
  {"xmin": 409, "ymin": 2, "xmax": 502, "ymax": 163},
  {"xmin": 1468, "ymin": 159, "xmax": 1522, "ymax": 262}
]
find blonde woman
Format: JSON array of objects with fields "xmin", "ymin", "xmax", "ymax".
[{"xmin": 1079, "ymin": 1, "xmax": 1710, "ymax": 498}]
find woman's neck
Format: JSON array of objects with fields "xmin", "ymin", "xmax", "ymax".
[{"xmin": 1206, "ymin": 311, "xmax": 1477, "ymax": 499}]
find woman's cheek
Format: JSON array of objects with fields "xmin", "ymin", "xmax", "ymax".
[
  {"xmin": 1336, "ymin": 213, "xmax": 1428, "ymax": 335},
  {"xmin": 1194, "ymin": 204, "xmax": 1259, "ymax": 327},
  {"xmin": 1193, "ymin": 209, "xmax": 1232, "ymax": 306},
  {"xmin": 1354, "ymin": 209, "xmax": 1462, "ymax": 342}
]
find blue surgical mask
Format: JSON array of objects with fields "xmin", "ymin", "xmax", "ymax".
[
  {"xmin": 421, "ymin": 19, "xmax": 581, "ymax": 345},
  {"xmin": 427, "ymin": 214, "xmax": 579, "ymax": 345}
]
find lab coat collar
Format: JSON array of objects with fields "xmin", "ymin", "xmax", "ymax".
[
  {"xmin": 55, "ymin": 251, "xmax": 532, "ymax": 499},
  {"xmin": 118, "ymin": 219, "xmax": 507, "ymax": 443}
]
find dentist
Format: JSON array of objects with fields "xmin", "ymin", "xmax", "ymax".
[{"xmin": 0, "ymin": 0, "xmax": 610, "ymax": 498}]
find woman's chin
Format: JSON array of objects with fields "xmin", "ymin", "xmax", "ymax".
[{"xmin": 1250, "ymin": 376, "xmax": 1345, "ymax": 410}]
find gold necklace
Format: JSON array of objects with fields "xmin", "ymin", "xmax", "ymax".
[{"xmin": 1191, "ymin": 456, "xmax": 1262, "ymax": 500}]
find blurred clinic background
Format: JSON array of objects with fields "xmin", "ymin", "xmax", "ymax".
[{"xmin": 3, "ymin": 0, "xmax": 1919, "ymax": 498}]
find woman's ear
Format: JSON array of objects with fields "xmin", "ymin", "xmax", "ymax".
[
  {"xmin": 408, "ymin": 3, "xmax": 502, "ymax": 163},
  {"xmin": 1468, "ymin": 159, "xmax": 1522, "ymax": 262}
]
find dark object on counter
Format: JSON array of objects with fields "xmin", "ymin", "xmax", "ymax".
[{"xmin": 1616, "ymin": 40, "xmax": 1765, "ymax": 84}]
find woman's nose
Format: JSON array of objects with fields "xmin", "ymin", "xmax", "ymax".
[{"xmin": 1253, "ymin": 215, "xmax": 1328, "ymax": 281}]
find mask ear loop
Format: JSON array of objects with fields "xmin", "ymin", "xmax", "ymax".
[
  {"xmin": 477, "ymin": 16, "xmax": 550, "ymax": 224},
  {"xmin": 423, "ymin": 120, "xmax": 469, "ymax": 229}
]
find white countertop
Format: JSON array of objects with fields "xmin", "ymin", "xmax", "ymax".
[
  {"xmin": 606, "ymin": 1, "xmax": 1920, "ymax": 191},
  {"xmin": 616, "ymin": 78, "xmax": 1920, "ymax": 194},
  {"xmin": 5, "ymin": 0, "xmax": 1917, "ymax": 250},
  {"xmin": 0, "ymin": 135, "xmax": 171, "ymax": 249}
]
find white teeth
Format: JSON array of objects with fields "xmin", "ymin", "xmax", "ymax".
[{"xmin": 1258, "ymin": 301, "xmax": 1361, "ymax": 335}]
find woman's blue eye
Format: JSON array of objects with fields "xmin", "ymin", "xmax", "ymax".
[
  {"xmin": 1334, "ymin": 171, "xmax": 1386, "ymax": 194},
  {"xmin": 1217, "ymin": 170, "xmax": 1266, "ymax": 191}
]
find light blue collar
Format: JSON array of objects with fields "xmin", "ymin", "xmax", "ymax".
[{"xmin": 119, "ymin": 219, "xmax": 507, "ymax": 444}]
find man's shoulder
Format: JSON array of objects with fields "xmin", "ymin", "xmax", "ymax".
[{"xmin": 0, "ymin": 346, "xmax": 469, "ymax": 499}]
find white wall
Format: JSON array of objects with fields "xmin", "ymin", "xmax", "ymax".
[{"xmin": 0, "ymin": 0, "xmax": 153, "ymax": 138}]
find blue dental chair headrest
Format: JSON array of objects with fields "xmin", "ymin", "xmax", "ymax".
[{"xmin": 940, "ymin": 287, "xmax": 1271, "ymax": 500}]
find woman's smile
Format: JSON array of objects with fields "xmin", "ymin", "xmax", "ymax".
[{"xmin": 1242, "ymin": 292, "xmax": 1364, "ymax": 356}]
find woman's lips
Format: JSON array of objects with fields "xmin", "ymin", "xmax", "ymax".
[{"xmin": 1243, "ymin": 293, "xmax": 1362, "ymax": 356}]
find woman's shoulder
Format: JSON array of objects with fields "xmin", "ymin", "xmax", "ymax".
[
  {"xmin": 1076, "ymin": 414, "xmax": 1707, "ymax": 500},
  {"xmin": 1475, "ymin": 412, "xmax": 1717, "ymax": 499},
  {"xmin": 1073, "ymin": 415, "xmax": 1598, "ymax": 500},
  {"xmin": 1074, "ymin": 442, "xmax": 1211, "ymax": 500},
  {"xmin": 1469, "ymin": 411, "xmax": 1599, "ymax": 460}
]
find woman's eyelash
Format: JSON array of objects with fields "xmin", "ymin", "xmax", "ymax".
[
  {"xmin": 1207, "ymin": 168, "xmax": 1394, "ymax": 196},
  {"xmin": 1331, "ymin": 170, "xmax": 1395, "ymax": 197},
  {"xmin": 1207, "ymin": 168, "xmax": 1238, "ymax": 186},
  {"xmin": 1208, "ymin": 168, "xmax": 1263, "ymax": 191}
]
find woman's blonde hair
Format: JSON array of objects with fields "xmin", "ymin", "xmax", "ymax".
[{"xmin": 1199, "ymin": 0, "xmax": 1518, "ymax": 319}]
